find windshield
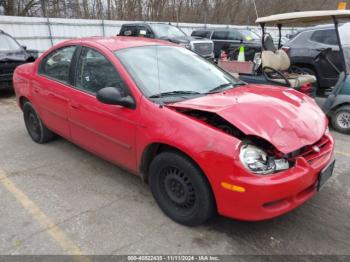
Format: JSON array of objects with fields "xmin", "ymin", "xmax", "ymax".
[
  {"xmin": 115, "ymin": 46, "xmax": 240, "ymax": 100},
  {"xmin": 0, "ymin": 34, "xmax": 21, "ymax": 51},
  {"xmin": 238, "ymin": 29, "xmax": 260, "ymax": 41},
  {"xmin": 150, "ymin": 24, "xmax": 186, "ymax": 38}
]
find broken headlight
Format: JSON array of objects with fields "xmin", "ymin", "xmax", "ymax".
[{"xmin": 239, "ymin": 145, "xmax": 289, "ymax": 175}]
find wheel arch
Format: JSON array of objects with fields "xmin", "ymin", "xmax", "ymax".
[
  {"xmin": 140, "ymin": 143, "xmax": 197, "ymax": 183},
  {"xmin": 139, "ymin": 142, "xmax": 218, "ymax": 216},
  {"xmin": 329, "ymin": 102, "xmax": 350, "ymax": 115},
  {"xmin": 19, "ymin": 96, "xmax": 30, "ymax": 110}
]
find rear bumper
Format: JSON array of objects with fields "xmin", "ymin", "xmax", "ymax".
[{"xmin": 216, "ymin": 134, "xmax": 335, "ymax": 221}]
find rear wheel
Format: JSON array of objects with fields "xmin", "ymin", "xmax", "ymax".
[
  {"xmin": 331, "ymin": 105, "xmax": 350, "ymax": 134},
  {"xmin": 23, "ymin": 102, "xmax": 55, "ymax": 143},
  {"xmin": 149, "ymin": 151, "xmax": 216, "ymax": 226}
]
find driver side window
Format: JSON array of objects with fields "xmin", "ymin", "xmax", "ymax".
[{"xmin": 75, "ymin": 48, "xmax": 128, "ymax": 95}]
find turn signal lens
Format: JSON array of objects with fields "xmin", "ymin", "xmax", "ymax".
[{"xmin": 221, "ymin": 182, "xmax": 246, "ymax": 192}]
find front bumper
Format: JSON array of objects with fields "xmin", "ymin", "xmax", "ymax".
[{"xmin": 216, "ymin": 134, "xmax": 335, "ymax": 221}]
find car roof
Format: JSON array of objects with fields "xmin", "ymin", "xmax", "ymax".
[{"xmin": 62, "ymin": 36, "xmax": 174, "ymax": 51}]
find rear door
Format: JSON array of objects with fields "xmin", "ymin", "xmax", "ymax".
[
  {"xmin": 67, "ymin": 46, "xmax": 138, "ymax": 170},
  {"xmin": 34, "ymin": 45, "xmax": 78, "ymax": 138}
]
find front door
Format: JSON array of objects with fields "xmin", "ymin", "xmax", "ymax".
[{"xmin": 67, "ymin": 47, "xmax": 138, "ymax": 171}]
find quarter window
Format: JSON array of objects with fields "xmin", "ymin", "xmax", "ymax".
[
  {"xmin": 75, "ymin": 48, "xmax": 128, "ymax": 95},
  {"xmin": 310, "ymin": 29, "xmax": 338, "ymax": 46},
  {"xmin": 39, "ymin": 46, "xmax": 76, "ymax": 84}
]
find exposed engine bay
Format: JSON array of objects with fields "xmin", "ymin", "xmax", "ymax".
[
  {"xmin": 175, "ymin": 108, "xmax": 245, "ymax": 139},
  {"xmin": 173, "ymin": 108, "xmax": 292, "ymax": 174}
]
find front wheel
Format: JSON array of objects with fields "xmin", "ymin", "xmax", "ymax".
[
  {"xmin": 331, "ymin": 105, "xmax": 350, "ymax": 134},
  {"xmin": 149, "ymin": 151, "xmax": 216, "ymax": 226}
]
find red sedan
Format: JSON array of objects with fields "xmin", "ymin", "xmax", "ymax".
[{"xmin": 13, "ymin": 36, "xmax": 335, "ymax": 226}]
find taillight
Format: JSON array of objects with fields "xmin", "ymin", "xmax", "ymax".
[{"xmin": 282, "ymin": 46, "xmax": 290, "ymax": 54}]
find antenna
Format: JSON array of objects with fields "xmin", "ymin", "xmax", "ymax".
[{"xmin": 252, "ymin": 0, "xmax": 259, "ymax": 19}]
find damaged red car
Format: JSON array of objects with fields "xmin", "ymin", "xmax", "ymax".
[{"xmin": 13, "ymin": 37, "xmax": 335, "ymax": 226}]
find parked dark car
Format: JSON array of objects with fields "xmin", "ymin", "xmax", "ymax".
[
  {"xmin": 191, "ymin": 28, "xmax": 261, "ymax": 60},
  {"xmin": 0, "ymin": 30, "xmax": 38, "ymax": 90},
  {"xmin": 283, "ymin": 24, "xmax": 348, "ymax": 90},
  {"xmin": 119, "ymin": 23, "xmax": 214, "ymax": 59}
]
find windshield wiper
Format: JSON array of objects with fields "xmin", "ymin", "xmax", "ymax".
[
  {"xmin": 149, "ymin": 90, "xmax": 201, "ymax": 98},
  {"xmin": 206, "ymin": 82, "xmax": 246, "ymax": 94}
]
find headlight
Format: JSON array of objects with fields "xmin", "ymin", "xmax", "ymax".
[{"xmin": 239, "ymin": 145, "xmax": 289, "ymax": 175}]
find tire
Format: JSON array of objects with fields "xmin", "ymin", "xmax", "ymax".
[
  {"xmin": 23, "ymin": 102, "xmax": 55, "ymax": 143},
  {"xmin": 331, "ymin": 105, "xmax": 350, "ymax": 135},
  {"xmin": 149, "ymin": 151, "xmax": 216, "ymax": 226}
]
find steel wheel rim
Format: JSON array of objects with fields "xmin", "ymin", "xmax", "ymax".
[
  {"xmin": 337, "ymin": 112, "xmax": 350, "ymax": 129},
  {"xmin": 160, "ymin": 166, "xmax": 196, "ymax": 209},
  {"xmin": 27, "ymin": 111, "xmax": 41, "ymax": 140}
]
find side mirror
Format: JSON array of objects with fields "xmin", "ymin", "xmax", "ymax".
[
  {"xmin": 21, "ymin": 45, "xmax": 27, "ymax": 50},
  {"xmin": 96, "ymin": 87, "xmax": 135, "ymax": 109}
]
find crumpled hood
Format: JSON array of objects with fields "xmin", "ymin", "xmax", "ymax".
[{"xmin": 167, "ymin": 85, "xmax": 327, "ymax": 154}]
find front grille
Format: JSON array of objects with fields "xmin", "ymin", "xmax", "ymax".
[
  {"xmin": 300, "ymin": 135, "xmax": 332, "ymax": 165},
  {"xmin": 290, "ymin": 135, "xmax": 332, "ymax": 167},
  {"xmin": 192, "ymin": 42, "xmax": 213, "ymax": 56}
]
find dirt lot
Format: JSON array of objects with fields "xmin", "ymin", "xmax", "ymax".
[{"xmin": 0, "ymin": 90, "xmax": 349, "ymax": 256}]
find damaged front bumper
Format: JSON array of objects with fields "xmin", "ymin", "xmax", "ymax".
[{"xmin": 216, "ymin": 133, "xmax": 335, "ymax": 221}]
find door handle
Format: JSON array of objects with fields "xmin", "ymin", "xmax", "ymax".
[{"xmin": 70, "ymin": 102, "xmax": 80, "ymax": 109}]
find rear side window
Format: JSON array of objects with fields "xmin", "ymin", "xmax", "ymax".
[
  {"xmin": 310, "ymin": 29, "xmax": 338, "ymax": 45},
  {"xmin": 212, "ymin": 31, "xmax": 228, "ymax": 40},
  {"xmin": 120, "ymin": 26, "xmax": 137, "ymax": 36},
  {"xmin": 39, "ymin": 46, "xmax": 76, "ymax": 84},
  {"xmin": 191, "ymin": 30, "xmax": 211, "ymax": 38},
  {"xmin": 227, "ymin": 30, "xmax": 242, "ymax": 41}
]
